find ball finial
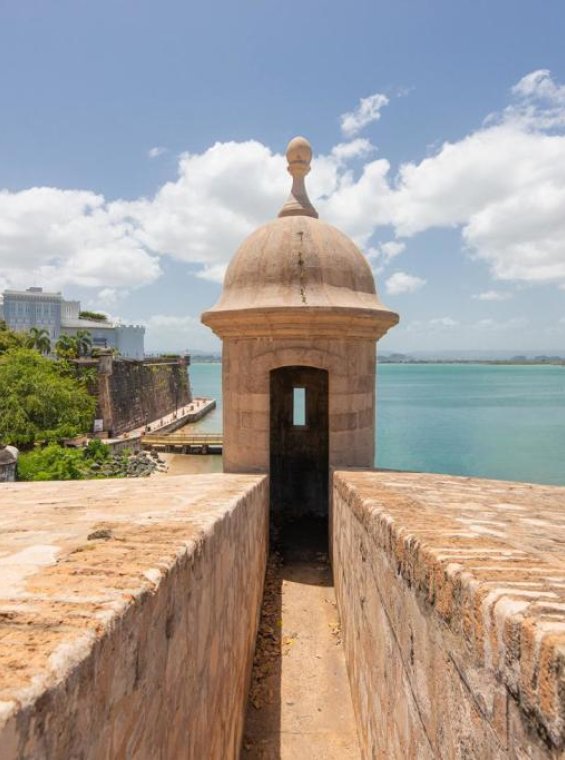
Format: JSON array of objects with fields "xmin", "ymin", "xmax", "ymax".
[
  {"xmin": 286, "ymin": 136, "xmax": 313, "ymax": 178},
  {"xmin": 278, "ymin": 136, "xmax": 318, "ymax": 219}
]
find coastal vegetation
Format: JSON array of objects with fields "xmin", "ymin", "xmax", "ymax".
[
  {"xmin": 0, "ymin": 348, "xmax": 96, "ymax": 448},
  {"xmin": 17, "ymin": 441, "xmax": 108, "ymax": 481},
  {"xmin": 17, "ymin": 442, "xmax": 166, "ymax": 481}
]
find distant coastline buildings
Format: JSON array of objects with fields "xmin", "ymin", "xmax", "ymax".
[{"xmin": 0, "ymin": 286, "xmax": 144, "ymax": 359}]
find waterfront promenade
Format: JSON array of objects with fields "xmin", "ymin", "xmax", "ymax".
[{"xmin": 104, "ymin": 397, "xmax": 216, "ymax": 452}]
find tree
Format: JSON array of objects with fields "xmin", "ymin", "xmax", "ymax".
[
  {"xmin": 55, "ymin": 331, "xmax": 93, "ymax": 359},
  {"xmin": 55, "ymin": 334, "xmax": 79, "ymax": 360},
  {"xmin": 0, "ymin": 348, "xmax": 96, "ymax": 447},
  {"xmin": 27, "ymin": 327, "xmax": 51, "ymax": 355},
  {"xmin": 0, "ymin": 321, "xmax": 27, "ymax": 355},
  {"xmin": 75, "ymin": 329, "xmax": 93, "ymax": 357}
]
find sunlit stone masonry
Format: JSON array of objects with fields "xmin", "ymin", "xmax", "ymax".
[{"xmin": 0, "ymin": 137, "xmax": 563, "ymax": 760}]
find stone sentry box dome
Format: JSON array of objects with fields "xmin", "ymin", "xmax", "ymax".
[{"xmin": 202, "ymin": 137, "xmax": 398, "ymax": 522}]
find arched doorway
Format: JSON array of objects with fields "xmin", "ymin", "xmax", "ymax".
[{"xmin": 270, "ymin": 366, "xmax": 329, "ymax": 529}]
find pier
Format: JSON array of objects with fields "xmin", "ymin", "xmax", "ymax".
[
  {"xmin": 103, "ymin": 397, "xmax": 217, "ymax": 453},
  {"xmin": 142, "ymin": 431, "xmax": 223, "ymax": 454}
]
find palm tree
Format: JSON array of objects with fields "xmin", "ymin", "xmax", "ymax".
[
  {"xmin": 55, "ymin": 334, "xmax": 79, "ymax": 360},
  {"xmin": 27, "ymin": 327, "xmax": 51, "ymax": 355},
  {"xmin": 75, "ymin": 330, "xmax": 93, "ymax": 358}
]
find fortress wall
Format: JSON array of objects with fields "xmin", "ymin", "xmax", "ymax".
[
  {"xmin": 96, "ymin": 355, "xmax": 192, "ymax": 436},
  {"xmin": 0, "ymin": 474, "xmax": 269, "ymax": 760},
  {"xmin": 332, "ymin": 470, "xmax": 565, "ymax": 760}
]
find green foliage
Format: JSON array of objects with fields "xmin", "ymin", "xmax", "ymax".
[
  {"xmin": 83, "ymin": 438, "xmax": 110, "ymax": 463},
  {"xmin": 17, "ymin": 444, "xmax": 88, "ymax": 481},
  {"xmin": 0, "ymin": 348, "xmax": 96, "ymax": 447},
  {"xmin": 0, "ymin": 321, "xmax": 27, "ymax": 355},
  {"xmin": 75, "ymin": 330, "xmax": 93, "ymax": 357},
  {"xmin": 55, "ymin": 331, "xmax": 93, "ymax": 360},
  {"xmin": 79, "ymin": 310, "xmax": 108, "ymax": 322},
  {"xmin": 26, "ymin": 327, "xmax": 51, "ymax": 355},
  {"xmin": 55, "ymin": 334, "xmax": 79, "ymax": 360},
  {"xmin": 18, "ymin": 439, "xmax": 115, "ymax": 481}
]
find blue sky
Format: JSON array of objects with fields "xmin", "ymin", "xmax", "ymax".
[{"xmin": 1, "ymin": 0, "xmax": 564, "ymax": 355}]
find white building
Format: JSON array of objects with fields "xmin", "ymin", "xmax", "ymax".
[{"xmin": 0, "ymin": 287, "xmax": 145, "ymax": 359}]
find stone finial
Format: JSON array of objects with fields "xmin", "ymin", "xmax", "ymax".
[{"xmin": 278, "ymin": 136, "xmax": 319, "ymax": 219}]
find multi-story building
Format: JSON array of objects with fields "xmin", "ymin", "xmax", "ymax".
[{"xmin": 0, "ymin": 287, "xmax": 145, "ymax": 359}]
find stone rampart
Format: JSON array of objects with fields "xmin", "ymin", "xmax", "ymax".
[
  {"xmin": 96, "ymin": 355, "xmax": 192, "ymax": 436},
  {"xmin": 332, "ymin": 470, "xmax": 565, "ymax": 759},
  {"xmin": 0, "ymin": 473, "xmax": 268, "ymax": 759}
]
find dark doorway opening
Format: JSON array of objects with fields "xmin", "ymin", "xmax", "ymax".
[{"xmin": 270, "ymin": 366, "xmax": 329, "ymax": 553}]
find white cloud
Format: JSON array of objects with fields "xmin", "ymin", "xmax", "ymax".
[
  {"xmin": 2, "ymin": 70, "xmax": 565, "ymax": 310},
  {"xmin": 389, "ymin": 72, "xmax": 565, "ymax": 288},
  {"xmin": 367, "ymin": 240, "xmax": 405, "ymax": 273},
  {"xmin": 148, "ymin": 146, "xmax": 167, "ymax": 159},
  {"xmin": 331, "ymin": 139, "xmax": 375, "ymax": 162},
  {"xmin": 196, "ymin": 263, "xmax": 228, "ymax": 284},
  {"xmin": 94, "ymin": 288, "xmax": 130, "ymax": 307},
  {"xmin": 340, "ymin": 93, "xmax": 389, "ymax": 137},
  {"xmin": 504, "ymin": 69, "xmax": 565, "ymax": 130},
  {"xmin": 385, "ymin": 271, "xmax": 426, "ymax": 295},
  {"xmin": 473, "ymin": 290, "xmax": 512, "ymax": 301},
  {"xmin": 0, "ymin": 187, "xmax": 161, "ymax": 291},
  {"xmin": 380, "ymin": 241, "xmax": 405, "ymax": 259}
]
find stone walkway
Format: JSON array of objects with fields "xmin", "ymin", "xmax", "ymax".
[{"xmin": 242, "ymin": 550, "xmax": 360, "ymax": 759}]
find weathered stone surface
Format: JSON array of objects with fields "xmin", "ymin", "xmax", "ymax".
[
  {"xmin": 332, "ymin": 470, "xmax": 565, "ymax": 759},
  {"xmin": 220, "ymin": 337, "xmax": 379, "ymax": 473},
  {"xmin": 0, "ymin": 474, "xmax": 268, "ymax": 759},
  {"xmin": 95, "ymin": 355, "xmax": 192, "ymax": 436}
]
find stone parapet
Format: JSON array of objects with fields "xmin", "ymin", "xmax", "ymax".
[
  {"xmin": 332, "ymin": 470, "xmax": 565, "ymax": 759},
  {"xmin": 0, "ymin": 474, "xmax": 268, "ymax": 759}
]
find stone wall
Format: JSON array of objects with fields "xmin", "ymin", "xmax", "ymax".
[
  {"xmin": 0, "ymin": 446, "xmax": 17, "ymax": 482},
  {"xmin": 96, "ymin": 355, "xmax": 192, "ymax": 435},
  {"xmin": 0, "ymin": 473, "xmax": 269, "ymax": 759},
  {"xmin": 332, "ymin": 470, "xmax": 565, "ymax": 759},
  {"xmin": 0, "ymin": 461, "xmax": 16, "ymax": 482}
]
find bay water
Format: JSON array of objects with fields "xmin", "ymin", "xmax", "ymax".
[{"xmin": 189, "ymin": 362, "xmax": 565, "ymax": 486}]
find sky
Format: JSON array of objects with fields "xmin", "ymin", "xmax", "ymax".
[{"xmin": 1, "ymin": 0, "xmax": 564, "ymax": 355}]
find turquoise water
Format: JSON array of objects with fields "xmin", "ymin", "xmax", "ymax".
[{"xmin": 189, "ymin": 362, "xmax": 565, "ymax": 486}]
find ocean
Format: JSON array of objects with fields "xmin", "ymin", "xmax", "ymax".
[{"xmin": 188, "ymin": 362, "xmax": 565, "ymax": 486}]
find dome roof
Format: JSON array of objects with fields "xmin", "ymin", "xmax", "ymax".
[
  {"xmin": 202, "ymin": 137, "xmax": 398, "ymax": 338},
  {"xmin": 211, "ymin": 214, "xmax": 384, "ymax": 311}
]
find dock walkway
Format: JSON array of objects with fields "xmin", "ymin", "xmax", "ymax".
[
  {"xmin": 142, "ymin": 431, "xmax": 223, "ymax": 454},
  {"xmin": 105, "ymin": 398, "xmax": 216, "ymax": 452}
]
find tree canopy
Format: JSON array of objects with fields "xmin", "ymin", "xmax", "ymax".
[
  {"xmin": 26, "ymin": 327, "xmax": 51, "ymax": 355},
  {"xmin": 0, "ymin": 320, "xmax": 27, "ymax": 355},
  {"xmin": 55, "ymin": 331, "xmax": 93, "ymax": 360},
  {"xmin": 0, "ymin": 348, "xmax": 96, "ymax": 447}
]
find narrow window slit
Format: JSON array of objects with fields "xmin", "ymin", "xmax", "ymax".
[{"xmin": 293, "ymin": 387, "xmax": 306, "ymax": 426}]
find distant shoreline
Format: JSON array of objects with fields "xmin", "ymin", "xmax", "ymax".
[
  {"xmin": 378, "ymin": 359, "xmax": 565, "ymax": 366},
  {"xmin": 189, "ymin": 358, "xmax": 565, "ymax": 367}
]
